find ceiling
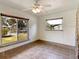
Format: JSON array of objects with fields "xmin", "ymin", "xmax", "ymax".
[{"xmin": 0, "ymin": 0, "xmax": 79, "ymax": 15}]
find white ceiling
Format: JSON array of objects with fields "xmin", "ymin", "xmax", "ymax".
[{"xmin": 0, "ymin": 0, "xmax": 79, "ymax": 15}]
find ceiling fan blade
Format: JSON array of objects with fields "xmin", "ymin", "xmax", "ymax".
[
  {"xmin": 22, "ymin": 7, "xmax": 32, "ymax": 12},
  {"xmin": 34, "ymin": 0, "xmax": 40, "ymax": 4},
  {"xmin": 42, "ymin": 4, "xmax": 52, "ymax": 7}
]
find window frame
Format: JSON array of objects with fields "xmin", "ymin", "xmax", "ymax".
[
  {"xmin": 46, "ymin": 17, "xmax": 63, "ymax": 31},
  {"xmin": 0, "ymin": 13, "xmax": 29, "ymax": 47}
]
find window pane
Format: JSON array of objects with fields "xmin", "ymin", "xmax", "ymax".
[
  {"xmin": 47, "ymin": 19, "xmax": 62, "ymax": 25},
  {"xmin": 17, "ymin": 19, "xmax": 28, "ymax": 41},
  {"xmin": 46, "ymin": 18, "xmax": 63, "ymax": 31},
  {"xmin": 1, "ymin": 16, "xmax": 17, "ymax": 44}
]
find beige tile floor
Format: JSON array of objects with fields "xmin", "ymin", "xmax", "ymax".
[{"xmin": 0, "ymin": 40, "xmax": 75, "ymax": 59}]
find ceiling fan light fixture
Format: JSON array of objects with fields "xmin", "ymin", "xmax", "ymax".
[
  {"xmin": 32, "ymin": 4, "xmax": 43, "ymax": 13},
  {"xmin": 32, "ymin": 7, "xmax": 41, "ymax": 13}
]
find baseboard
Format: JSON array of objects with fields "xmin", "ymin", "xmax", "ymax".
[
  {"xmin": 0, "ymin": 39, "xmax": 38, "ymax": 53},
  {"xmin": 39, "ymin": 39, "xmax": 76, "ymax": 50}
]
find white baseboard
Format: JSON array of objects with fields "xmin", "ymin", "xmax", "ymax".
[{"xmin": 39, "ymin": 39, "xmax": 76, "ymax": 50}]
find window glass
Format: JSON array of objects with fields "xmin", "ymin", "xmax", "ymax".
[{"xmin": 46, "ymin": 18, "xmax": 63, "ymax": 31}]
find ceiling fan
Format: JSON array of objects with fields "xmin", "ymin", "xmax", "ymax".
[{"xmin": 32, "ymin": 0, "xmax": 51, "ymax": 13}]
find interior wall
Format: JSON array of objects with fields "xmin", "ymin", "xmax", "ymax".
[
  {"xmin": 0, "ymin": 4, "xmax": 38, "ymax": 41},
  {"xmin": 38, "ymin": 9, "xmax": 77, "ymax": 46},
  {"xmin": 0, "ymin": 3, "xmax": 77, "ymax": 47}
]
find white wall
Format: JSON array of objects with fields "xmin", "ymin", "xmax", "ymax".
[
  {"xmin": 38, "ymin": 9, "xmax": 77, "ymax": 46},
  {"xmin": 0, "ymin": 4, "xmax": 38, "ymax": 41}
]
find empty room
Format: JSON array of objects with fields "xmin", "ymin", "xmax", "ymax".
[{"xmin": 0, "ymin": 0, "xmax": 79, "ymax": 59}]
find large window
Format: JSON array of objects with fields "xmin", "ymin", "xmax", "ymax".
[
  {"xmin": 46, "ymin": 17, "xmax": 63, "ymax": 31},
  {"xmin": 0, "ymin": 13, "xmax": 29, "ymax": 46}
]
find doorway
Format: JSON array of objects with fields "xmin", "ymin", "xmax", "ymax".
[{"xmin": 76, "ymin": 5, "xmax": 79, "ymax": 59}]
